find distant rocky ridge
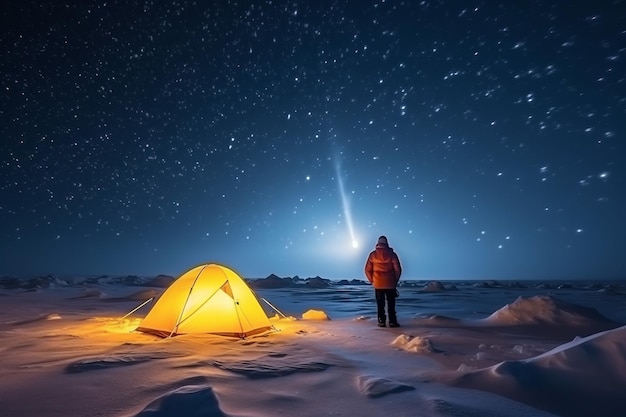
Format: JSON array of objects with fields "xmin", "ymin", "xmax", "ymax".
[
  {"xmin": 0, "ymin": 274, "xmax": 175, "ymax": 290},
  {"xmin": 0, "ymin": 272, "xmax": 370, "ymax": 291},
  {"xmin": 248, "ymin": 274, "xmax": 333, "ymax": 289},
  {"xmin": 1, "ymin": 274, "xmax": 624, "ymax": 295}
]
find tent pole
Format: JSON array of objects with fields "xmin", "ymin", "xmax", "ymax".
[
  {"xmin": 169, "ymin": 265, "xmax": 207, "ymax": 337},
  {"xmin": 120, "ymin": 297, "xmax": 155, "ymax": 320}
]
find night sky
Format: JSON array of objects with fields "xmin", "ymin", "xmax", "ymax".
[{"xmin": 1, "ymin": 1, "xmax": 624, "ymax": 280}]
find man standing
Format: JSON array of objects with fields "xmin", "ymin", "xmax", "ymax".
[{"xmin": 364, "ymin": 235, "xmax": 402, "ymax": 327}]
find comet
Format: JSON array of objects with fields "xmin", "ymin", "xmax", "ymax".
[{"xmin": 334, "ymin": 157, "xmax": 359, "ymax": 249}]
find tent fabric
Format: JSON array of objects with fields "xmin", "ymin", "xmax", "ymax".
[{"xmin": 136, "ymin": 264, "xmax": 272, "ymax": 338}]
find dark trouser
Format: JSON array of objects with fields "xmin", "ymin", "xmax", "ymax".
[{"xmin": 375, "ymin": 289, "xmax": 397, "ymax": 324}]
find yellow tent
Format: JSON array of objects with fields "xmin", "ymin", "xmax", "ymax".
[{"xmin": 136, "ymin": 263, "xmax": 272, "ymax": 338}]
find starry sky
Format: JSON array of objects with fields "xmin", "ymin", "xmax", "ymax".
[{"xmin": 1, "ymin": 1, "xmax": 624, "ymax": 280}]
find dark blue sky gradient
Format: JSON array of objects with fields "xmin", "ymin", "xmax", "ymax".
[{"xmin": 1, "ymin": 1, "xmax": 624, "ymax": 279}]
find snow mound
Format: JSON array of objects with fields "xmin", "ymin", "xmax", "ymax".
[
  {"xmin": 301, "ymin": 309, "xmax": 330, "ymax": 320},
  {"xmin": 68, "ymin": 289, "xmax": 105, "ymax": 299},
  {"xmin": 102, "ymin": 289, "xmax": 160, "ymax": 302},
  {"xmin": 141, "ymin": 275, "xmax": 175, "ymax": 288},
  {"xmin": 7, "ymin": 312, "xmax": 61, "ymax": 325},
  {"xmin": 392, "ymin": 334, "xmax": 436, "ymax": 353},
  {"xmin": 133, "ymin": 385, "xmax": 229, "ymax": 417},
  {"xmin": 449, "ymin": 325, "xmax": 626, "ymax": 417},
  {"xmin": 212, "ymin": 351, "xmax": 335, "ymax": 378},
  {"xmin": 356, "ymin": 375, "xmax": 415, "ymax": 398},
  {"xmin": 422, "ymin": 281, "xmax": 446, "ymax": 292},
  {"xmin": 420, "ymin": 314, "xmax": 460, "ymax": 325},
  {"xmin": 484, "ymin": 295, "xmax": 613, "ymax": 326}
]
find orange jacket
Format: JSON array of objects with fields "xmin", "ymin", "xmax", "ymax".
[{"xmin": 364, "ymin": 245, "xmax": 402, "ymax": 289}]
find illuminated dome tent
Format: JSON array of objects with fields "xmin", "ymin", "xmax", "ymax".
[{"xmin": 137, "ymin": 263, "xmax": 272, "ymax": 338}]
